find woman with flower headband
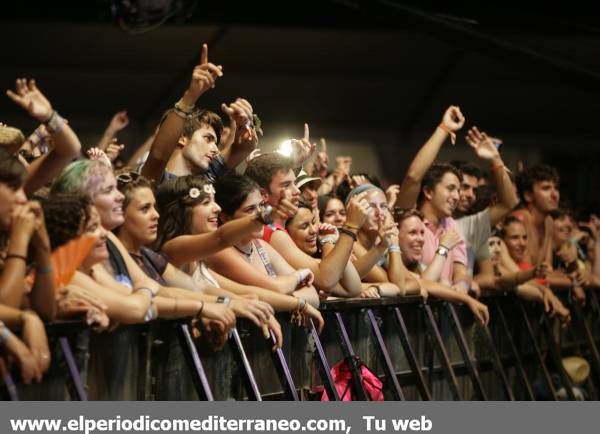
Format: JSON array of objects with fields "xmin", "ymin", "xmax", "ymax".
[
  {"xmin": 111, "ymin": 171, "xmax": 287, "ymax": 399},
  {"xmin": 154, "ymin": 174, "xmax": 324, "ymax": 329},
  {"xmin": 116, "ymin": 172, "xmax": 280, "ymax": 341}
]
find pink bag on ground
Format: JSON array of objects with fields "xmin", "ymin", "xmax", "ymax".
[{"xmin": 321, "ymin": 356, "xmax": 384, "ymax": 401}]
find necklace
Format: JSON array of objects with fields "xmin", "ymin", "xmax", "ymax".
[{"xmin": 233, "ymin": 243, "xmax": 254, "ymax": 261}]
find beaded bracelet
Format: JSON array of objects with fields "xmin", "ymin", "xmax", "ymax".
[
  {"xmin": 388, "ymin": 245, "xmax": 401, "ymax": 254},
  {"xmin": 339, "ymin": 226, "xmax": 358, "ymax": 242},
  {"xmin": 44, "ymin": 111, "xmax": 65, "ymax": 134}
]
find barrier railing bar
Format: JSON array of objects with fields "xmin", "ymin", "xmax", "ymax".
[
  {"xmin": 443, "ymin": 303, "xmax": 487, "ymax": 400},
  {"xmin": 421, "ymin": 305, "xmax": 462, "ymax": 400},
  {"xmin": 0, "ymin": 359, "xmax": 19, "ymax": 401},
  {"xmin": 58, "ymin": 336, "xmax": 87, "ymax": 401},
  {"xmin": 539, "ymin": 314, "xmax": 576, "ymax": 400},
  {"xmin": 333, "ymin": 311, "xmax": 369, "ymax": 400},
  {"xmin": 391, "ymin": 306, "xmax": 432, "ymax": 400},
  {"xmin": 515, "ymin": 300, "xmax": 558, "ymax": 400},
  {"xmin": 365, "ymin": 308, "xmax": 405, "ymax": 400},
  {"xmin": 492, "ymin": 299, "xmax": 535, "ymax": 400},
  {"xmin": 138, "ymin": 327, "xmax": 151, "ymax": 400},
  {"xmin": 569, "ymin": 300, "xmax": 600, "ymax": 390},
  {"xmin": 268, "ymin": 329, "xmax": 299, "ymax": 401},
  {"xmin": 228, "ymin": 327, "xmax": 262, "ymax": 401},
  {"xmin": 561, "ymin": 312, "xmax": 599, "ymax": 400},
  {"xmin": 176, "ymin": 324, "xmax": 214, "ymax": 401},
  {"xmin": 309, "ymin": 319, "xmax": 339, "ymax": 401},
  {"xmin": 479, "ymin": 320, "xmax": 515, "ymax": 400}
]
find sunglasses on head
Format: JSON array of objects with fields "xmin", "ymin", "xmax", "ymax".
[{"xmin": 116, "ymin": 171, "xmax": 141, "ymax": 187}]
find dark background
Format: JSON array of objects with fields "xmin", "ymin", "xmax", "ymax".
[{"xmin": 1, "ymin": 1, "xmax": 599, "ymax": 212}]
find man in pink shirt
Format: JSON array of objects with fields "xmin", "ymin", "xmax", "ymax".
[
  {"xmin": 395, "ymin": 106, "xmax": 471, "ymax": 293},
  {"xmin": 418, "ymin": 163, "xmax": 469, "ymax": 290}
]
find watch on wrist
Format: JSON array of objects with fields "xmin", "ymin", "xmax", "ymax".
[{"xmin": 436, "ymin": 245, "xmax": 449, "ymax": 257}]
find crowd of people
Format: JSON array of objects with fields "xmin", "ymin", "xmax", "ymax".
[{"xmin": 1, "ymin": 43, "xmax": 598, "ymax": 399}]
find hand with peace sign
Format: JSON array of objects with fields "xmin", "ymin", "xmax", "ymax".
[{"xmin": 183, "ymin": 43, "xmax": 223, "ymax": 105}]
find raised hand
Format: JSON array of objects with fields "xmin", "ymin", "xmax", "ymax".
[
  {"xmin": 312, "ymin": 138, "xmax": 329, "ymax": 174},
  {"xmin": 441, "ymin": 105, "xmax": 465, "ymax": 132},
  {"xmin": 6, "ymin": 78, "xmax": 54, "ymax": 122},
  {"xmin": 466, "ymin": 126, "xmax": 501, "ymax": 161},
  {"xmin": 345, "ymin": 191, "xmax": 370, "ymax": 229},
  {"xmin": 579, "ymin": 219, "xmax": 599, "ymax": 241},
  {"xmin": 318, "ymin": 223, "xmax": 339, "ymax": 242},
  {"xmin": 377, "ymin": 217, "xmax": 399, "ymax": 249},
  {"xmin": 349, "ymin": 175, "xmax": 368, "ymax": 189},
  {"xmin": 107, "ymin": 110, "xmax": 129, "ymax": 134},
  {"xmin": 386, "ymin": 184, "xmax": 400, "ymax": 209},
  {"xmin": 290, "ymin": 123, "xmax": 316, "ymax": 166},
  {"xmin": 87, "ymin": 147, "xmax": 112, "ymax": 167},
  {"xmin": 105, "ymin": 139, "xmax": 125, "ymax": 162},
  {"xmin": 221, "ymin": 98, "xmax": 257, "ymax": 147},
  {"xmin": 10, "ymin": 203, "xmax": 37, "ymax": 243},
  {"xmin": 185, "ymin": 43, "xmax": 223, "ymax": 103},
  {"xmin": 272, "ymin": 188, "xmax": 299, "ymax": 221},
  {"xmin": 245, "ymin": 148, "xmax": 262, "ymax": 164}
]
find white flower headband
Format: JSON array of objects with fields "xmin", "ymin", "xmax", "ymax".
[{"xmin": 188, "ymin": 184, "xmax": 215, "ymax": 199}]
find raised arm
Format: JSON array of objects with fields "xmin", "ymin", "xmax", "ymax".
[
  {"xmin": 27, "ymin": 202, "xmax": 56, "ymax": 321},
  {"xmin": 6, "ymin": 79, "xmax": 81, "ymax": 194},
  {"xmin": 141, "ymin": 43, "xmax": 223, "ymax": 182},
  {"xmin": 396, "ymin": 106, "xmax": 465, "ymax": 209},
  {"xmin": 219, "ymin": 98, "xmax": 258, "ymax": 169},
  {"xmin": 0, "ymin": 203, "xmax": 37, "ymax": 307},
  {"xmin": 269, "ymin": 191, "xmax": 369, "ymax": 292},
  {"xmin": 161, "ymin": 214, "xmax": 264, "ymax": 267},
  {"xmin": 96, "ymin": 110, "xmax": 129, "ymax": 151},
  {"xmin": 465, "ymin": 127, "xmax": 518, "ymax": 225},
  {"xmin": 205, "ymin": 247, "xmax": 299, "ymax": 294}
]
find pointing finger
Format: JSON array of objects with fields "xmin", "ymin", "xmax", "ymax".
[{"xmin": 200, "ymin": 43, "xmax": 208, "ymax": 65}]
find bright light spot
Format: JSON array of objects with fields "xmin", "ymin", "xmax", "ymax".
[{"xmin": 277, "ymin": 139, "xmax": 293, "ymax": 157}]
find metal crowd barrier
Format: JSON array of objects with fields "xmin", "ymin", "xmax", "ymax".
[{"xmin": 3, "ymin": 289, "xmax": 600, "ymax": 401}]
